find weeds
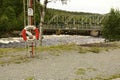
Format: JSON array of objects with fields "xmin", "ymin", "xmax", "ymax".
[
  {"xmin": 78, "ymin": 47, "xmax": 88, "ymax": 53},
  {"xmin": 24, "ymin": 76, "xmax": 35, "ymax": 80},
  {"xmin": 75, "ymin": 67, "xmax": 97, "ymax": 75},
  {"xmin": 78, "ymin": 47, "xmax": 101, "ymax": 54},
  {"xmin": 0, "ymin": 55, "xmax": 30, "ymax": 65},
  {"xmin": 78, "ymin": 42, "xmax": 120, "ymax": 54},
  {"xmin": 89, "ymin": 74, "xmax": 120, "ymax": 80},
  {"xmin": 0, "ymin": 42, "xmax": 120, "ymax": 65},
  {"xmin": 88, "ymin": 47, "xmax": 100, "ymax": 53},
  {"xmin": 37, "ymin": 44, "xmax": 77, "ymax": 52},
  {"xmin": 75, "ymin": 68, "xmax": 86, "ymax": 75}
]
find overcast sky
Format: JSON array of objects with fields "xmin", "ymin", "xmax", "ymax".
[{"xmin": 47, "ymin": 0, "xmax": 120, "ymax": 14}]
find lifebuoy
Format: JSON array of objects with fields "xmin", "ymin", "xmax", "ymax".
[{"xmin": 22, "ymin": 25, "xmax": 40, "ymax": 41}]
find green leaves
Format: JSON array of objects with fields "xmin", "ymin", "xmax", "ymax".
[
  {"xmin": 102, "ymin": 8, "xmax": 120, "ymax": 41},
  {"xmin": 0, "ymin": 0, "xmax": 23, "ymax": 37}
]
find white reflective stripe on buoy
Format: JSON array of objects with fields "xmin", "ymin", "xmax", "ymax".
[
  {"xmin": 24, "ymin": 25, "xmax": 36, "ymax": 30},
  {"xmin": 26, "ymin": 30, "xmax": 32, "ymax": 36}
]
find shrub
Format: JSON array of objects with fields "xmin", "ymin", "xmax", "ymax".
[{"xmin": 102, "ymin": 8, "xmax": 120, "ymax": 41}]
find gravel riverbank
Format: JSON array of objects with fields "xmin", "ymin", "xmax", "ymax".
[
  {"xmin": 0, "ymin": 49, "xmax": 120, "ymax": 80},
  {"xmin": 0, "ymin": 35, "xmax": 120, "ymax": 80}
]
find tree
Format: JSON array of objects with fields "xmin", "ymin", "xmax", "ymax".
[
  {"xmin": 102, "ymin": 8, "xmax": 120, "ymax": 41},
  {"xmin": 0, "ymin": 0, "xmax": 23, "ymax": 37},
  {"xmin": 0, "ymin": 15, "xmax": 8, "ymax": 32},
  {"xmin": 36, "ymin": 0, "xmax": 68, "ymax": 45}
]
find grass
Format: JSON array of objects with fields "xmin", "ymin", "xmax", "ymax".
[
  {"xmin": 36, "ymin": 43, "xmax": 77, "ymax": 52},
  {"xmin": 0, "ymin": 48, "xmax": 30, "ymax": 65},
  {"xmin": 78, "ymin": 47, "xmax": 87, "ymax": 53},
  {"xmin": 78, "ymin": 42, "xmax": 120, "ymax": 54},
  {"xmin": 88, "ymin": 47, "xmax": 100, "ymax": 53},
  {"xmin": 23, "ymin": 73, "xmax": 120, "ymax": 80},
  {"xmin": 0, "ymin": 48, "xmax": 24, "ymax": 56},
  {"xmin": 0, "ymin": 55, "xmax": 30, "ymax": 65},
  {"xmin": 0, "ymin": 44, "xmax": 77, "ymax": 65},
  {"xmin": 24, "ymin": 76, "xmax": 35, "ymax": 80},
  {"xmin": 78, "ymin": 47, "xmax": 102, "ymax": 54},
  {"xmin": 75, "ymin": 68, "xmax": 86, "ymax": 75},
  {"xmin": 36, "ymin": 44, "xmax": 77, "ymax": 56},
  {"xmin": 74, "ymin": 72, "xmax": 120, "ymax": 80},
  {"xmin": 75, "ymin": 67, "xmax": 97, "ymax": 75},
  {"xmin": 74, "ymin": 79, "xmax": 79, "ymax": 80},
  {"xmin": 88, "ymin": 74, "xmax": 120, "ymax": 80},
  {"xmin": 0, "ymin": 42, "xmax": 120, "ymax": 65}
]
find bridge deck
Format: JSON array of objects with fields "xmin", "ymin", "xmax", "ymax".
[{"xmin": 43, "ymin": 25, "xmax": 101, "ymax": 31}]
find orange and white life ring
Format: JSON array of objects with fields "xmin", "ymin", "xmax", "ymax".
[{"xmin": 22, "ymin": 25, "xmax": 40, "ymax": 41}]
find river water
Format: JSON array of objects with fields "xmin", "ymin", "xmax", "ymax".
[{"xmin": 0, "ymin": 35, "xmax": 105, "ymax": 48}]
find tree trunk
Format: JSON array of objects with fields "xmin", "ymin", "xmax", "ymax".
[
  {"xmin": 37, "ymin": 0, "xmax": 67, "ymax": 45},
  {"xmin": 39, "ymin": 0, "xmax": 48, "ymax": 45}
]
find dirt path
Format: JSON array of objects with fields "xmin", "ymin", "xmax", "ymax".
[{"xmin": 0, "ymin": 49, "xmax": 120, "ymax": 80}]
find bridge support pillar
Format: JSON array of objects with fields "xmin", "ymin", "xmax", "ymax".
[{"xmin": 90, "ymin": 30, "xmax": 99, "ymax": 37}]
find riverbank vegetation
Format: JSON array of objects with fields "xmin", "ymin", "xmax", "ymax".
[
  {"xmin": 102, "ymin": 8, "xmax": 120, "ymax": 41},
  {"xmin": 0, "ymin": 42, "xmax": 120, "ymax": 65}
]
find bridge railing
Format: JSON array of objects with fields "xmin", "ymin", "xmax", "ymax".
[{"xmin": 43, "ymin": 24, "xmax": 101, "ymax": 31}]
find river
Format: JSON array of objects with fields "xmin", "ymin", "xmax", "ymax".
[{"xmin": 0, "ymin": 35, "xmax": 105, "ymax": 48}]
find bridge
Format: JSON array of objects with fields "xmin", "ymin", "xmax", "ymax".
[{"xmin": 43, "ymin": 14, "xmax": 105, "ymax": 36}]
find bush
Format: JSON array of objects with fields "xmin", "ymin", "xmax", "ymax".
[{"xmin": 102, "ymin": 8, "xmax": 120, "ymax": 41}]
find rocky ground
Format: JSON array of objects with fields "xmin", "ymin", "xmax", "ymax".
[
  {"xmin": 0, "ymin": 48, "xmax": 120, "ymax": 80},
  {"xmin": 1, "ymin": 35, "xmax": 120, "ymax": 80}
]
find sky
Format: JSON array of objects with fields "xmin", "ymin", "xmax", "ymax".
[{"xmin": 46, "ymin": 0, "xmax": 120, "ymax": 14}]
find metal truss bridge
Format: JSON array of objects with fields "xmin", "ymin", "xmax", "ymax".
[{"xmin": 43, "ymin": 14, "xmax": 105, "ymax": 36}]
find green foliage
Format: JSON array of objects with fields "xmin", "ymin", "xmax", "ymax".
[
  {"xmin": 75, "ymin": 67, "xmax": 97, "ymax": 75},
  {"xmin": 25, "ymin": 76, "xmax": 35, "ymax": 80},
  {"xmin": 88, "ymin": 47, "xmax": 100, "ymax": 53},
  {"xmin": 75, "ymin": 68, "xmax": 86, "ymax": 75},
  {"xmin": 102, "ymin": 8, "xmax": 120, "ymax": 41},
  {"xmin": 0, "ymin": 0, "xmax": 23, "ymax": 37}
]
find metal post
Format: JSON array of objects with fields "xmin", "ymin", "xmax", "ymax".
[
  {"xmin": 33, "ymin": 0, "xmax": 36, "ymax": 25},
  {"xmin": 23, "ymin": 0, "xmax": 27, "ymax": 55},
  {"xmin": 31, "ymin": 42, "xmax": 34, "ymax": 57},
  {"xmin": 27, "ymin": 0, "xmax": 35, "ymax": 57},
  {"xmin": 23, "ymin": 0, "xmax": 26, "ymax": 27},
  {"xmin": 28, "ymin": 0, "xmax": 33, "ymax": 25}
]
